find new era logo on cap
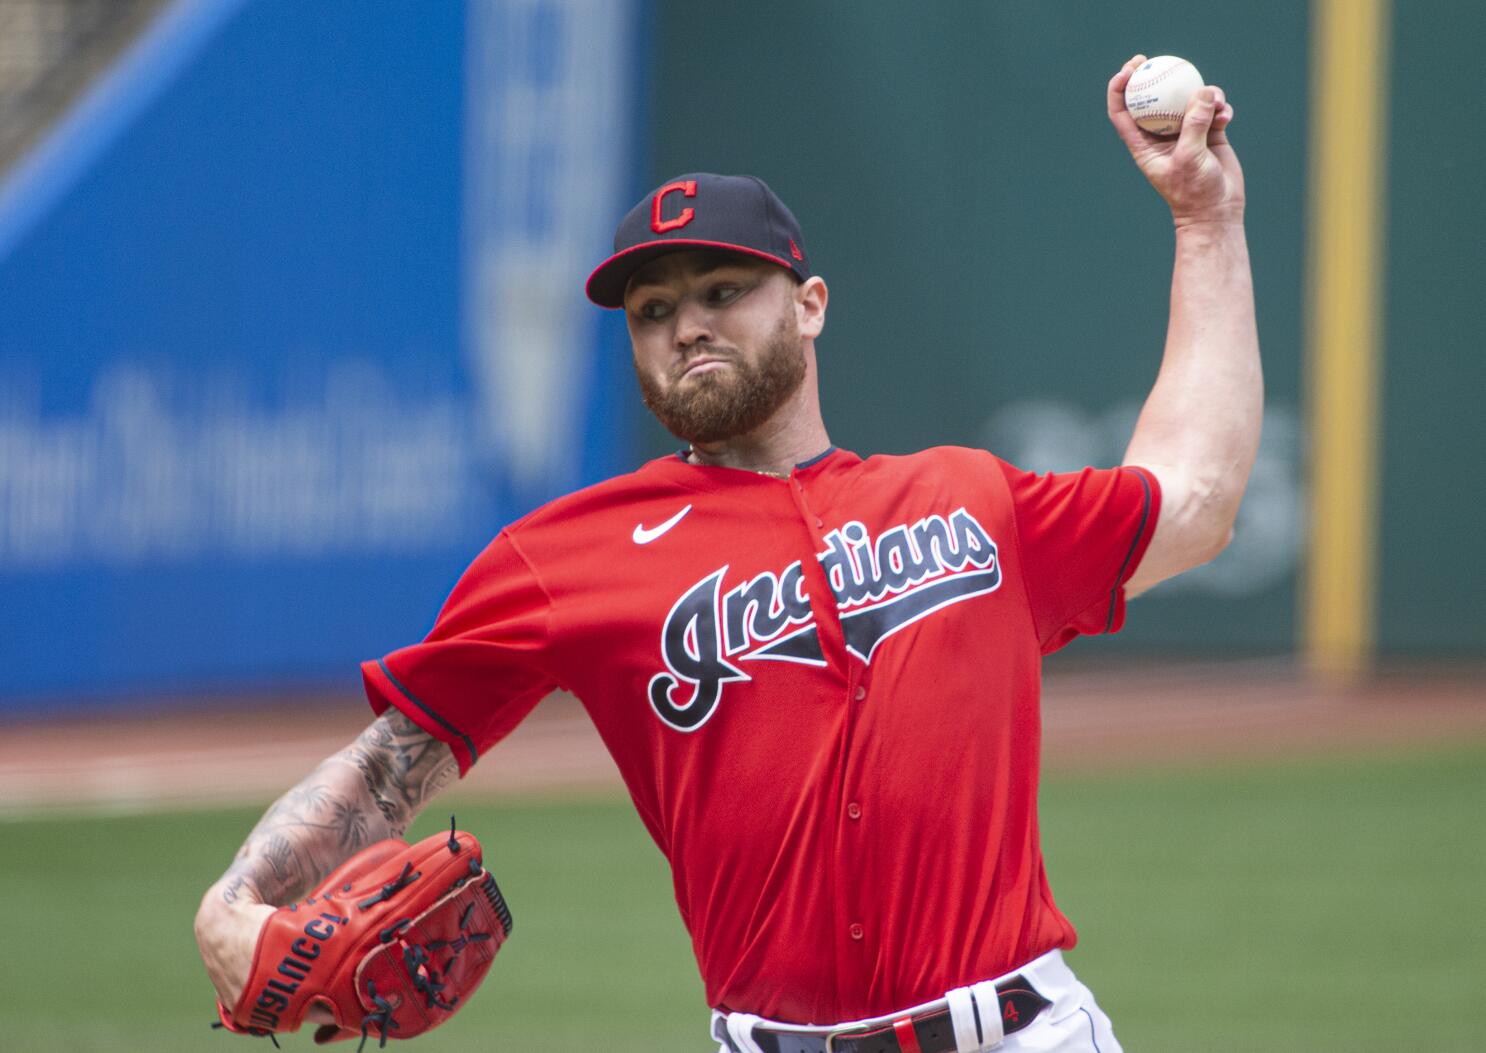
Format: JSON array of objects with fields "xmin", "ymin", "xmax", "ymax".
[{"xmin": 585, "ymin": 173, "xmax": 811, "ymax": 308}]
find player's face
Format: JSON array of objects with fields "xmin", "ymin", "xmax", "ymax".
[{"xmin": 624, "ymin": 251, "xmax": 807, "ymax": 444}]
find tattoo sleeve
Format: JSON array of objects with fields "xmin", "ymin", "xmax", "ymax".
[{"xmin": 218, "ymin": 710, "xmax": 459, "ymax": 906}]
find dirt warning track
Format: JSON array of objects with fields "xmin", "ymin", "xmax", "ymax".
[{"xmin": 1, "ymin": 661, "xmax": 1482, "ymax": 816}]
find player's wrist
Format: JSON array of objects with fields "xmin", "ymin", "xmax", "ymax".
[
  {"xmin": 1172, "ymin": 204, "xmax": 1245, "ymax": 230},
  {"xmin": 194, "ymin": 885, "xmax": 271, "ymax": 944},
  {"xmin": 209, "ymin": 870, "xmax": 268, "ymax": 908}
]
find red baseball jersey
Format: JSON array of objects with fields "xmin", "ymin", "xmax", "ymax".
[{"xmin": 362, "ymin": 446, "xmax": 1159, "ymax": 1023}]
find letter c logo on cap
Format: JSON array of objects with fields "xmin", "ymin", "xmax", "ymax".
[{"xmin": 651, "ymin": 180, "xmax": 697, "ymax": 233}]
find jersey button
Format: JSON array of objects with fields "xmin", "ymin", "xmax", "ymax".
[
  {"xmin": 848, "ymin": 923, "xmax": 865, "ymax": 941},
  {"xmin": 854, "ymin": 685, "xmax": 866, "ymax": 701},
  {"xmin": 847, "ymin": 802, "xmax": 862, "ymax": 820}
]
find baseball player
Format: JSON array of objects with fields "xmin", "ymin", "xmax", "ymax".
[{"xmin": 197, "ymin": 55, "xmax": 1257, "ymax": 1052}]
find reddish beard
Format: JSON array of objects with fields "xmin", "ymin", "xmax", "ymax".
[{"xmin": 635, "ymin": 311, "xmax": 807, "ymax": 444}]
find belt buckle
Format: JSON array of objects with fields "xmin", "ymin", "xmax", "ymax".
[{"xmin": 823, "ymin": 1022, "xmax": 870, "ymax": 1052}]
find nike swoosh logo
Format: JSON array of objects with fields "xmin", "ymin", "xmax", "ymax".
[{"xmin": 633, "ymin": 504, "xmax": 693, "ymax": 545}]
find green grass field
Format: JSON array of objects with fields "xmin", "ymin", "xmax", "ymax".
[{"xmin": 2, "ymin": 743, "xmax": 1483, "ymax": 1051}]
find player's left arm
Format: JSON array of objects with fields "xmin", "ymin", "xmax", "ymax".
[
  {"xmin": 194, "ymin": 709, "xmax": 459, "ymax": 1014},
  {"xmin": 1105, "ymin": 54, "xmax": 1262, "ymax": 597}
]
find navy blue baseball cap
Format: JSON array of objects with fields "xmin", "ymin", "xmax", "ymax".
[{"xmin": 585, "ymin": 173, "xmax": 811, "ymax": 308}]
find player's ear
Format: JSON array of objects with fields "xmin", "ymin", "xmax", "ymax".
[{"xmin": 796, "ymin": 276, "xmax": 827, "ymax": 340}]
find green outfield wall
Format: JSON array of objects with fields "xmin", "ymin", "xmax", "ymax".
[
  {"xmin": 645, "ymin": 0, "xmax": 1481, "ymax": 658},
  {"xmin": 1378, "ymin": 4, "xmax": 1485, "ymax": 654}
]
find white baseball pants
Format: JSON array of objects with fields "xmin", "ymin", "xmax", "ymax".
[{"xmin": 710, "ymin": 949, "xmax": 1123, "ymax": 1053}]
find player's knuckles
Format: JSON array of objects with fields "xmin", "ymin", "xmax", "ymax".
[{"xmin": 1185, "ymin": 87, "xmax": 1218, "ymax": 116}]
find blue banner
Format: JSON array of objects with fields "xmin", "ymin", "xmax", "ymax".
[{"xmin": 0, "ymin": 0, "xmax": 640, "ymax": 707}]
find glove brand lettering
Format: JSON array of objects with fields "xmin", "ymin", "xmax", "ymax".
[
  {"xmin": 277, "ymin": 957, "xmax": 312, "ymax": 981},
  {"xmin": 247, "ymin": 911, "xmax": 348, "ymax": 1032},
  {"xmin": 649, "ymin": 508, "xmax": 1000, "ymax": 731},
  {"xmin": 303, "ymin": 918, "xmax": 338, "ymax": 940}
]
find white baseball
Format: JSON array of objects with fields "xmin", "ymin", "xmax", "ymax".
[{"xmin": 1124, "ymin": 55, "xmax": 1204, "ymax": 136}]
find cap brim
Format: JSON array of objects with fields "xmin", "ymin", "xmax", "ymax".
[{"xmin": 584, "ymin": 239, "xmax": 798, "ymax": 308}]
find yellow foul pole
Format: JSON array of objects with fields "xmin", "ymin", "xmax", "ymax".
[{"xmin": 1303, "ymin": 0, "xmax": 1391, "ymax": 679}]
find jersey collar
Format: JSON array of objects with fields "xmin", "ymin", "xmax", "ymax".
[{"xmin": 649, "ymin": 446, "xmax": 856, "ymax": 492}]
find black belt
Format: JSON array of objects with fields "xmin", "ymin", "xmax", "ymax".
[{"xmin": 717, "ymin": 975, "xmax": 1051, "ymax": 1053}]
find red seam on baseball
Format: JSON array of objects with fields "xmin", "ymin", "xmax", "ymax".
[{"xmin": 1128, "ymin": 61, "xmax": 1194, "ymax": 91}]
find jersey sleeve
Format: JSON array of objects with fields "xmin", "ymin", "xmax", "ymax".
[
  {"xmin": 997, "ymin": 460, "xmax": 1161, "ymax": 653},
  {"xmin": 361, "ymin": 530, "xmax": 558, "ymax": 774}
]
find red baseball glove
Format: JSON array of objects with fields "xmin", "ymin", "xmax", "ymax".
[{"xmin": 215, "ymin": 823, "xmax": 512, "ymax": 1047}]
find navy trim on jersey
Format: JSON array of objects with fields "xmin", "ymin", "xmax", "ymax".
[
  {"xmin": 1104, "ymin": 468, "xmax": 1154, "ymax": 633},
  {"xmin": 378, "ymin": 658, "xmax": 480, "ymax": 764},
  {"xmin": 1079, "ymin": 1007, "xmax": 1105, "ymax": 1052}
]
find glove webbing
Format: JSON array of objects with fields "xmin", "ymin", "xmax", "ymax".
[{"xmin": 357, "ymin": 855, "xmax": 500, "ymax": 1050}]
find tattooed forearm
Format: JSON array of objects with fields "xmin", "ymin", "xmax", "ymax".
[
  {"xmin": 344, "ymin": 710, "xmax": 459, "ymax": 836},
  {"xmin": 216, "ymin": 710, "xmax": 458, "ymax": 906}
]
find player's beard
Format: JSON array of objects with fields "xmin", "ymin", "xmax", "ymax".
[{"xmin": 636, "ymin": 310, "xmax": 807, "ymax": 445}]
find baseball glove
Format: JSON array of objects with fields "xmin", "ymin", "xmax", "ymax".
[{"xmin": 214, "ymin": 821, "xmax": 512, "ymax": 1047}]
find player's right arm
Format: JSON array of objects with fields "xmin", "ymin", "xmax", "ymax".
[
  {"xmin": 193, "ymin": 708, "xmax": 458, "ymax": 1011},
  {"xmin": 1103, "ymin": 54, "xmax": 1261, "ymax": 596}
]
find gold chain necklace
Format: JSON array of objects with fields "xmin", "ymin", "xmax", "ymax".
[{"xmin": 685, "ymin": 451, "xmax": 790, "ymax": 480}]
